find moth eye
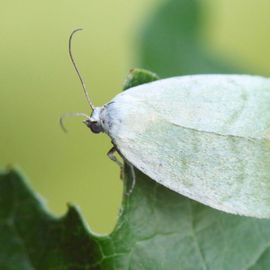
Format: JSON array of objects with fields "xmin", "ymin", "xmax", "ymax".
[{"xmin": 90, "ymin": 121, "xmax": 102, "ymax": 134}]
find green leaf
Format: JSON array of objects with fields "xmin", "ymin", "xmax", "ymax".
[
  {"xmin": 2, "ymin": 167, "xmax": 270, "ymax": 270},
  {"xmin": 0, "ymin": 169, "xmax": 102, "ymax": 270},
  {"xmin": 122, "ymin": 68, "xmax": 159, "ymax": 90}
]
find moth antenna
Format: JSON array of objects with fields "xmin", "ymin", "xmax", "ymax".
[
  {"xmin": 69, "ymin": 28, "xmax": 95, "ymax": 110},
  {"xmin": 60, "ymin": 112, "xmax": 89, "ymax": 133}
]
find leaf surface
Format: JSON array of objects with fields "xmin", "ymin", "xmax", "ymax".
[{"xmin": 2, "ymin": 167, "xmax": 270, "ymax": 270}]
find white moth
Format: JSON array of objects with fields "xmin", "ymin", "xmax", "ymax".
[{"xmin": 63, "ymin": 29, "xmax": 270, "ymax": 218}]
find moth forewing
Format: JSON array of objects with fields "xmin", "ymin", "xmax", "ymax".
[{"xmin": 98, "ymin": 74, "xmax": 270, "ymax": 218}]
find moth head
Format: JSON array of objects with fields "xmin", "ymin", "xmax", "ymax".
[{"xmin": 83, "ymin": 107, "xmax": 103, "ymax": 134}]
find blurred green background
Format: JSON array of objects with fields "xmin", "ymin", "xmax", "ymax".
[{"xmin": 1, "ymin": 0, "xmax": 270, "ymax": 234}]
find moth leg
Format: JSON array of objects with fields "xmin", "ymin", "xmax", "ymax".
[
  {"xmin": 107, "ymin": 146, "xmax": 125, "ymax": 180},
  {"xmin": 125, "ymin": 161, "xmax": 136, "ymax": 196},
  {"xmin": 107, "ymin": 147, "xmax": 136, "ymax": 195},
  {"xmin": 107, "ymin": 146, "xmax": 123, "ymax": 168}
]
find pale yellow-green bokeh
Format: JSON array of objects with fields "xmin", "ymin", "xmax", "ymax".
[
  {"xmin": 205, "ymin": 0, "xmax": 270, "ymax": 75},
  {"xmin": 1, "ymin": 0, "xmax": 270, "ymax": 234}
]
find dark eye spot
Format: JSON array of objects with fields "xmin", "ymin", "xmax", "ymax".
[{"xmin": 90, "ymin": 121, "xmax": 102, "ymax": 134}]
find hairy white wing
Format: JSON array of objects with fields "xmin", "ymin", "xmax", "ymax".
[{"xmin": 101, "ymin": 75, "xmax": 270, "ymax": 217}]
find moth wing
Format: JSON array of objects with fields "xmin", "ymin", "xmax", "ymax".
[
  {"xmin": 104, "ymin": 75, "xmax": 270, "ymax": 217},
  {"xmin": 119, "ymin": 121, "xmax": 270, "ymax": 217},
  {"xmin": 110, "ymin": 74, "xmax": 270, "ymax": 138}
]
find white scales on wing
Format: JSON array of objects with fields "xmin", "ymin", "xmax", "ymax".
[{"xmin": 98, "ymin": 75, "xmax": 270, "ymax": 217}]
